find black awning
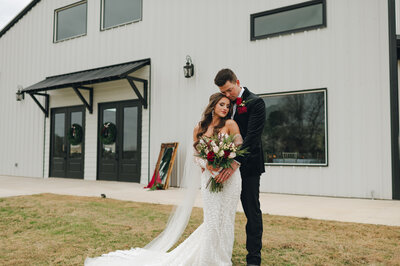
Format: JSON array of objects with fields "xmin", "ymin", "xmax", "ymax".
[
  {"xmin": 23, "ymin": 58, "xmax": 150, "ymax": 117},
  {"xmin": 23, "ymin": 58, "xmax": 150, "ymax": 93}
]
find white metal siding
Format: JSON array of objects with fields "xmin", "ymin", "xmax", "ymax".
[{"xmin": 0, "ymin": 0, "xmax": 393, "ymax": 198}]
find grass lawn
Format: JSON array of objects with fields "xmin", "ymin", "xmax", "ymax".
[{"xmin": 0, "ymin": 193, "xmax": 399, "ymax": 265}]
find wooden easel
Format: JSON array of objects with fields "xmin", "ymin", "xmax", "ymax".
[{"xmin": 153, "ymin": 142, "xmax": 179, "ymax": 189}]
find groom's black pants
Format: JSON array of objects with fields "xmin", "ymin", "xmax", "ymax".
[{"xmin": 241, "ymin": 175, "xmax": 263, "ymax": 265}]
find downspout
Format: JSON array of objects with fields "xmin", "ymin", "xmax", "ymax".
[{"xmin": 388, "ymin": 0, "xmax": 400, "ymax": 199}]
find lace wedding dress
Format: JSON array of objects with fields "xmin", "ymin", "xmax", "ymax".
[{"xmin": 85, "ymin": 139, "xmax": 242, "ymax": 266}]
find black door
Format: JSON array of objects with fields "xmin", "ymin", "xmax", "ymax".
[
  {"xmin": 98, "ymin": 100, "xmax": 141, "ymax": 182},
  {"xmin": 50, "ymin": 106, "xmax": 85, "ymax": 179}
]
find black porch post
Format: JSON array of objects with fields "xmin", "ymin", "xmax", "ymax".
[{"xmin": 388, "ymin": 0, "xmax": 400, "ymax": 199}]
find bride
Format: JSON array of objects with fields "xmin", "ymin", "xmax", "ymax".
[{"xmin": 85, "ymin": 93, "xmax": 243, "ymax": 265}]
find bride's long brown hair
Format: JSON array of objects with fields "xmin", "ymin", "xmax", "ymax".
[{"xmin": 195, "ymin": 93, "xmax": 233, "ymax": 145}]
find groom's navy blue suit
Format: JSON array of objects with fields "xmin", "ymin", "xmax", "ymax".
[{"xmin": 233, "ymin": 87, "xmax": 265, "ymax": 266}]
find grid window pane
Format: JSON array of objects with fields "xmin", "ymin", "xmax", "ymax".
[
  {"xmin": 103, "ymin": 0, "xmax": 142, "ymax": 29},
  {"xmin": 56, "ymin": 2, "xmax": 87, "ymax": 41},
  {"xmin": 261, "ymin": 90, "xmax": 327, "ymax": 165},
  {"xmin": 252, "ymin": 2, "xmax": 324, "ymax": 39}
]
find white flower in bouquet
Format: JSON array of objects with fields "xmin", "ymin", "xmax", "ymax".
[
  {"xmin": 228, "ymin": 152, "xmax": 236, "ymax": 159},
  {"xmin": 195, "ymin": 133, "xmax": 248, "ymax": 193}
]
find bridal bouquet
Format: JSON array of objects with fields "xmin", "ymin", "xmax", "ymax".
[{"xmin": 195, "ymin": 133, "xmax": 247, "ymax": 193}]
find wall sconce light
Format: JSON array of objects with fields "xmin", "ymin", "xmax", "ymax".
[
  {"xmin": 183, "ymin": 55, "xmax": 194, "ymax": 78},
  {"xmin": 16, "ymin": 85, "xmax": 24, "ymax": 101}
]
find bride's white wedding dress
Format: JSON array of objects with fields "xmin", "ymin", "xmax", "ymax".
[{"xmin": 85, "ymin": 136, "xmax": 242, "ymax": 266}]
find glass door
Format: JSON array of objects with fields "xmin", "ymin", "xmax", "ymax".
[
  {"xmin": 119, "ymin": 102, "xmax": 140, "ymax": 182},
  {"xmin": 98, "ymin": 100, "xmax": 141, "ymax": 182},
  {"xmin": 50, "ymin": 111, "xmax": 66, "ymax": 177},
  {"xmin": 50, "ymin": 106, "xmax": 85, "ymax": 178},
  {"xmin": 67, "ymin": 108, "xmax": 84, "ymax": 178},
  {"xmin": 98, "ymin": 104, "xmax": 118, "ymax": 181}
]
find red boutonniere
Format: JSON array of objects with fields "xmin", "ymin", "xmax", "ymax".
[
  {"xmin": 238, "ymin": 106, "xmax": 247, "ymax": 114},
  {"xmin": 236, "ymin": 97, "xmax": 250, "ymax": 114}
]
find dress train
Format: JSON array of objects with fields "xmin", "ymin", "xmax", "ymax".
[{"xmin": 85, "ymin": 169, "xmax": 241, "ymax": 266}]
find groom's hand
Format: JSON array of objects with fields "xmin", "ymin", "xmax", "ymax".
[{"xmin": 215, "ymin": 161, "xmax": 239, "ymax": 183}]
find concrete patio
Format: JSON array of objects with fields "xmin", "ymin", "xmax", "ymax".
[{"xmin": 1, "ymin": 175, "xmax": 399, "ymax": 227}]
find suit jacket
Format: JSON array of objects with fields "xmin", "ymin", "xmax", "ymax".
[{"xmin": 234, "ymin": 87, "xmax": 266, "ymax": 177}]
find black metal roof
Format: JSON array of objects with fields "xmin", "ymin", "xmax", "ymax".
[
  {"xmin": 0, "ymin": 0, "xmax": 41, "ymax": 39},
  {"xmin": 23, "ymin": 58, "xmax": 150, "ymax": 93}
]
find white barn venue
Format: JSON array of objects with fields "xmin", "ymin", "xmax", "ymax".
[{"xmin": 0, "ymin": 0, "xmax": 399, "ymax": 200}]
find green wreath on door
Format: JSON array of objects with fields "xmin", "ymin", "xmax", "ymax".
[
  {"xmin": 100, "ymin": 122, "xmax": 117, "ymax": 145},
  {"xmin": 67, "ymin": 124, "xmax": 83, "ymax": 145}
]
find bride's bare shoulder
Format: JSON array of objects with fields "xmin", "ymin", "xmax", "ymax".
[
  {"xmin": 225, "ymin": 119, "xmax": 240, "ymax": 134},
  {"xmin": 225, "ymin": 119, "xmax": 238, "ymax": 127}
]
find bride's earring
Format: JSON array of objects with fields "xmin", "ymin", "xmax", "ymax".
[{"xmin": 211, "ymin": 110, "xmax": 215, "ymax": 117}]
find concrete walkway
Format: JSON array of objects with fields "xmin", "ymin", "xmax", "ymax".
[{"xmin": 1, "ymin": 175, "xmax": 400, "ymax": 227}]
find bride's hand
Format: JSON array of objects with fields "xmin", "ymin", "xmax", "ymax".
[
  {"xmin": 215, "ymin": 161, "xmax": 239, "ymax": 183},
  {"xmin": 206, "ymin": 164, "xmax": 221, "ymax": 173}
]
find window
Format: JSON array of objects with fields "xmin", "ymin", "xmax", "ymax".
[
  {"xmin": 54, "ymin": 1, "xmax": 87, "ymax": 42},
  {"xmin": 101, "ymin": 0, "xmax": 142, "ymax": 30},
  {"xmin": 250, "ymin": 0, "xmax": 326, "ymax": 40},
  {"xmin": 260, "ymin": 89, "xmax": 328, "ymax": 166}
]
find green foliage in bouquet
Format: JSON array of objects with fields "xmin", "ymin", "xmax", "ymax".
[{"xmin": 195, "ymin": 133, "xmax": 248, "ymax": 192}]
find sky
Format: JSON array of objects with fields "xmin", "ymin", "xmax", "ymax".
[{"xmin": 0, "ymin": 0, "xmax": 32, "ymax": 30}]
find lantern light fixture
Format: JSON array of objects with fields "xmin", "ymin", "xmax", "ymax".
[
  {"xmin": 183, "ymin": 55, "xmax": 194, "ymax": 78},
  {"xmin": 16, "ymin": 85, "xmax": 24, "ymax": 101}
]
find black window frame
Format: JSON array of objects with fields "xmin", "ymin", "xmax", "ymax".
[
  {"xmin": 53, "ymin": 0, "xmax": 88, "ymax": 43},
  {"xmin": 100, "ymin": 0, "xmax": 143, "ymax": 31},
  {"xmin": 250, "ymin": 0, "xmax": 327, "ymax": 41},
  {"xmin": 259, "ymin": 88, "xmax": 329, "ymax": 167}
]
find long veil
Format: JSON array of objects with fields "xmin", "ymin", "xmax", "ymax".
[
  {"xmin": 144, "ymin": 143, "xmax": 201, "ymax": 252},
  {"xmin": 85, "ymin": 133, "xmax": 202, "ymax": 265}
]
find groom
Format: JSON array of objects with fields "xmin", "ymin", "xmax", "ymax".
[{"xmin": 214, "ymin": 69, "xmax": 266, "ymax": 266}]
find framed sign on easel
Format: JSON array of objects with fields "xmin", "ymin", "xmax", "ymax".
[{"xmin": 145, "ymin": 142, "xmax": 179, "ymax": 190}]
